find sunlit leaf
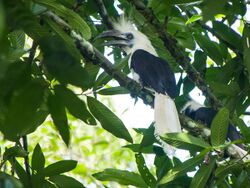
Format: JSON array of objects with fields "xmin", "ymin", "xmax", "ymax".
[
  {"xmin": 161, "ymin": 133, "xmax": 211, "ymax": 152},
  {"xmin": 49, "ymin": 175, "xmax": 85, "ymax": 188},
  {"xmin": 210, "ymin": 108, "xmax": 229, "ymax": 147},
  {"xmin": 93, "ymin": 168, "xmax": 147, "ymax": 187},
  {"xmin": 44, "ymin": 160, "xmax": 77, "ymax": 177},
  {"xmin": 32, "ymin": 144, "xmax": 45, "ymax": 172}
]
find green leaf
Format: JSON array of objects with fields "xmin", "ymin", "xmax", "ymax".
[
  {"xmin": 213, "ymin": 21, "xmax": 243, "ymax": 51},
  {"xmin": 243, "ymin": 23, "xmax": 250, "ymax": 82},
  {"xmin": 98, "ymin": 86, "xmax": 129, "ymax": 95},
  {"xmin": 87, "ymin": 97, "xmax": 133, "ymax": 143},
  {"xmin": 54, "ymin": 85, "xmax": 96, "ymax": 125},
  {"xmin": 190, "ymin": 157, "xmax": 216, "ymax": 188},
  {"xmin": 186, "ymin": 15, "xmax": 202, "ymax": 25},
  {"xmin": 210, "ymin": 107, "xmax": 229, "ymax": 147},
  {"xmin": 140, "ymin": 123, "xmax": 155, "ymax": 148},
  {"xmin": 209, "ymin": 81, "xmax": 240, "ymax": 97},
  {"xmin": 154, "ymin": 154, "xmax": 173, "ymax": 180},
  {"xmin": 160, "ymin": 133, "xmax": 211, "ymax": 152},
  {"xmin": 35, "ymin": 0, "xmax": 91, "ymax": 39},
  {"xmin": 48, "ymin": 93, "xmax": 69, "ymax": 146},
  {"xmin": 44, "ymin": 16, "xmax": 80, "ymax": 58},
  {"xmin": 0, "ymin": 1, "xmax": 5, "ymax": 38},
  {"xmin": 135, "ymin": 153, "xmax": 156, "ymax": 188},
  {"xmin": 44, "ymin": 160, "xmax": 77, "ymax": 177},
  {"xmin": 12, "ymin": 159, "xmax": 31, "ymax": 187},
  {"xmin": 3, "ymin": 146, "xmax": 27, "ymax": 161},
  {"xmin": 49, "ymin": 175, "xmax": 85, "ymax": 188},
  {"xmin": 32, "ymin": 144, "xmax": 45, "ymax": 172},
  {"xmin": 159, "ymin": 150, "xmax": 208, "ymax": 185},
  {"xmin": 8, "ymin": 30, "xmax": 25, "ymax": 49},
  {"xmin": 93, "ymin": 168, "xmax": 148, "ymax": 187},
  {"xmin": 0, "ymin": 172, "xmax": 24, "ymax": 188},
  {"xmin": 3, "ymin": 79, "xmax": 45, "ymax": 141},
  {"xmin": 215, "ymin": 161, "xmax": 241, "ymax": 178},
  {"xmin": 193, "ymin": 33, "xmax": 223, "ymax": 65},
  {"xmin": 40, "ymin": 36, "xmax": 91, "ymax": 89},
  {"xmin": 123, "ymin": 144, "xmax": 156, "ymax": 154}
]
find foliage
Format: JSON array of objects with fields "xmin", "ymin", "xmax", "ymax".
[{"xmin": 0, "ymin": 0, "xmax": 250, "ymax": 187}]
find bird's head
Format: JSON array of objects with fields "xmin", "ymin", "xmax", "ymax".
[{"xmin": 96, "ymin": 16, "xmax": 157, "ymax": 56}]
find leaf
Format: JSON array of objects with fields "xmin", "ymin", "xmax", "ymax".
[
  {"xmin": 186, "ymin": 15, "xmax": 202, "ymax": 25},
  {"xmin": 35, "ymin": 0, "xmax": 91, "ymax": 39},
  {"xmin": 54, "ymin": 85, "xmax": 96, "ymax": 125},
  {"xmin": 135, "ymin": 153, "xmax": 156, "ymax": 188},
  {"xmin": 32, "ymin": 144, "xmax": 45, "ymax": 172},
  {"xmin": 87, "ymin": 97, "xmax": 133, "ymax": 143},
  {"xmin": 98, "ymin": 86, "xmax": 129, "ymax": 95},
  {"xmin": 159, "ymin": 149, "xmax": 208, "ymax": 185},
  {"xmin": 154, "ymin": 154, "xmax": 173, "ymax": 180},
  {"xmin": 210, "ymin": 107, "xmax": 229, "ymax": 147},
  {"xmin": 93, "ymin": 168, "xmax": 148, "ymax": 187},
  {"xmin": 208, "ymin": 81, "xmax": 240, "ymax": 97},
  {"xmin": 48, "ymin": 92, "xmax": 69, "ymax": 146},
  {"xmin": 44, "ymin": 16, "xmax": 80, "ymax": 58},
  {"xmin": 213, "ymin": 21, "xmax": 243, "ymax": 51},
  {"xmin": 49, "ymin": 175, "xmax": 85, "ymax": 188},
  {"xmin": 190, "ymin": 157, "xmax": 216, "ymax": 188},
  {"xmin": 3, "ymin": 146, "xmax": 27, "ymax": 161},
  {"xmin": 12, "ymin": 159, "xmax": 31, "ymax": 187},
  {"xmin": 40, "ymin": 36, "xmax": 92, "ymax": 89},
  {"xmin": 44, "ymin": 160, "xmax": 77, "ymax": 177},
  {"xmin": 193, "ymin": 33, "xmax": 223, "ymax": 65},
  {"xmin": 140, "ymin": 123, "xmax": 155, "ymax": 148},
  {"xmin": 3, "ymin": 79, "xmax": 45, "ymax": 141},
  {"xmin": 123, "ymin": 144, "xmax": 155, "ymax": 154},
  {"xmin": 243, "ymin": 23, "xmax": 250, "ymax": 82},
  {"xmin": 8, "ymin": 30, "xmax": 25, "ymax": 49},
  {"xmin": 215, "ymin": 162, "xmax": 241, "ymax": 181},
  {"xmin": 0, "ymin": 172, "xmax": 24, "ymax": 188},
  {"xmin": 160, "ymin": 133, "xmax": 211, "ymax": 152},
  {"xmin": 0, "ymin": 1, "xmax": 5, "ymax": 38}
]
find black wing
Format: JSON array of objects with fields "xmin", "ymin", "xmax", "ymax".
[{"xmin": 130, "ymin": 49, "xmax": 177, "ymax": 98}]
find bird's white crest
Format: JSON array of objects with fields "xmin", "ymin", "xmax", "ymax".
[
  {"xmin": 113, "ymin": 15, "xmax": 157, "ymax": 56},
  {"xmin": 181, "ymin": 100, "xmax": 204, "ymax": 113}
]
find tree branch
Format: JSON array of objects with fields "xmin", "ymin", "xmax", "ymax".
[
  {"xmin": 22, "ymin": 136, "xmax": 31, "ymax": 177},
  {"xmin": 127, "ymin": 0, "xmax": 222, "ymax": 109},
  {"xmin": 44, "ymin": 11, "xmax": 248, "ymax": 161}
]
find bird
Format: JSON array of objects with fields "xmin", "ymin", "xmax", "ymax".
[
  {"xmin": 181, "ymin": 100, "xmax": 243, "ymax": 146},
  {"xmin": 97, "ymin": 16, "xmax": 181, "ymax": 155}
]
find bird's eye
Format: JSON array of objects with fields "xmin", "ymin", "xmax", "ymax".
[{"xmin": 126, "ymin": 33, "xmax": 134, "ymax": 40}]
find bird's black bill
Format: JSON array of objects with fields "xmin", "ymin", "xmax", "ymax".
[{"xmin": 95, "ymin": 29, "xmax": 129, "ymax": 47}]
